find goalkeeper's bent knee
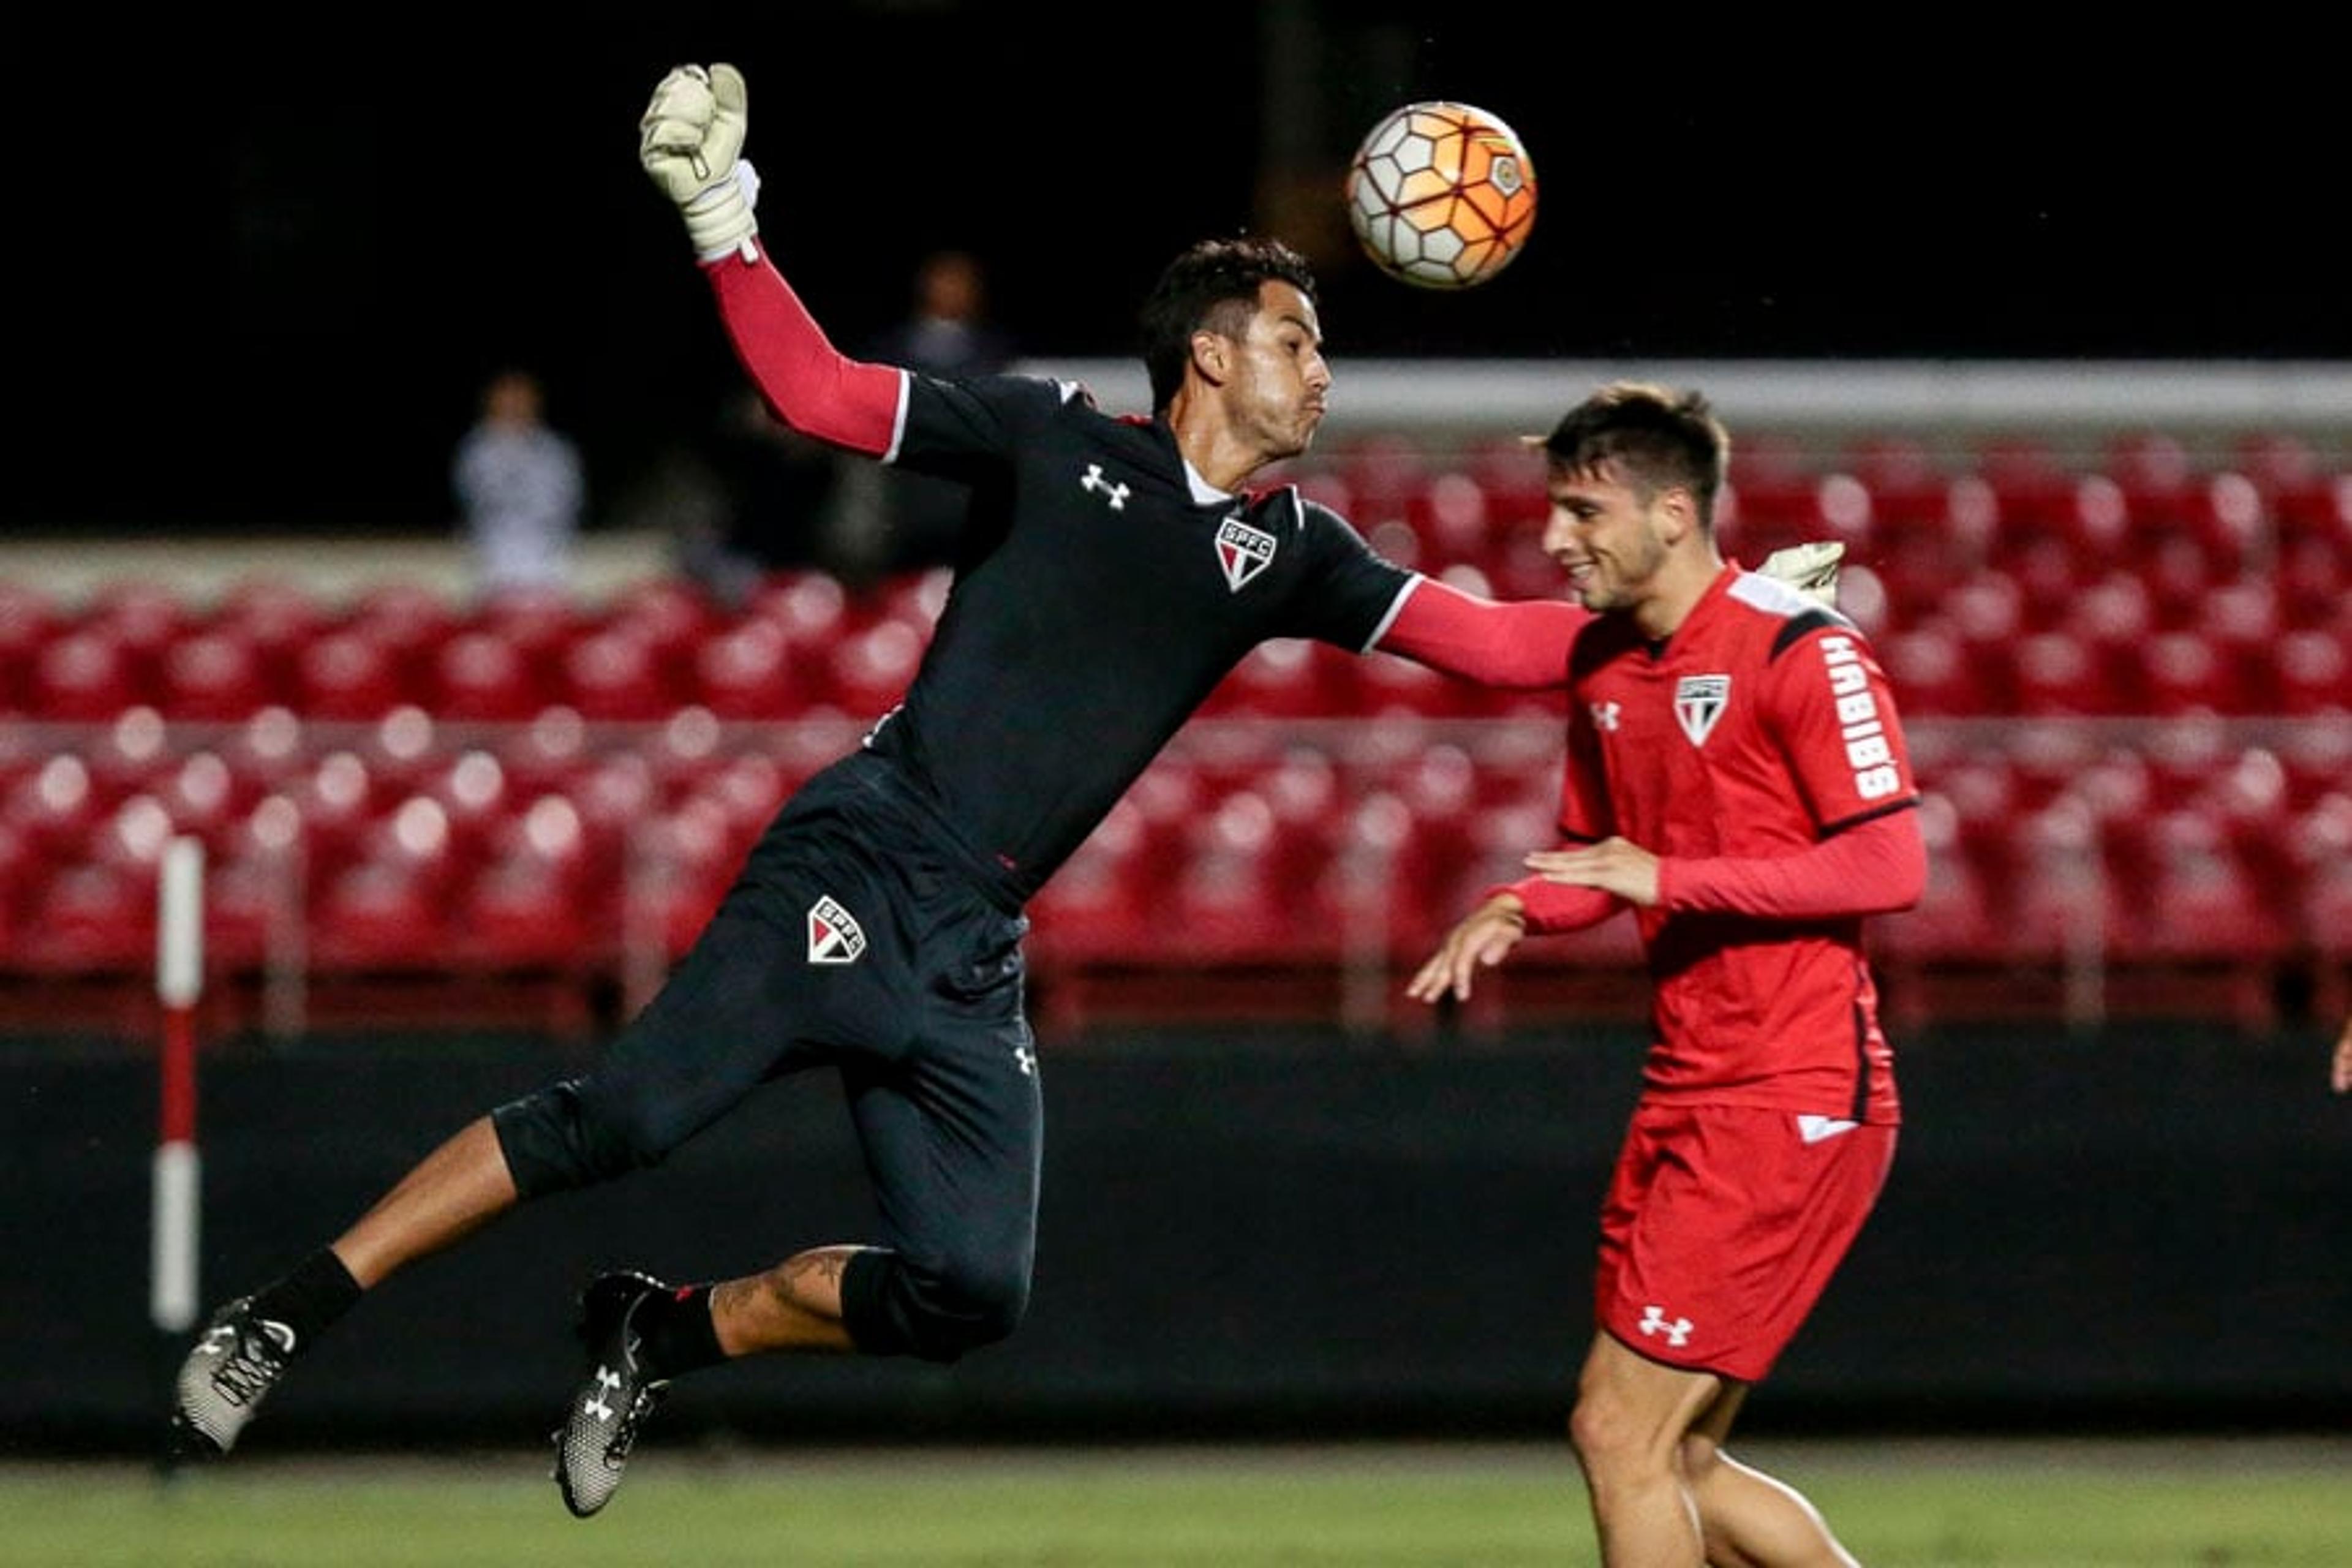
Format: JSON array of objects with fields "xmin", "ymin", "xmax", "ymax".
[{"xmin": 840, "ymin": 1246, "xmax": 1029, "ymax": 1363}]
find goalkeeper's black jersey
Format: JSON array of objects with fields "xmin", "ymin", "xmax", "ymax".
[{"xmin": 854, "ymin": 371, "xmax": 1414, "ymax": 907}]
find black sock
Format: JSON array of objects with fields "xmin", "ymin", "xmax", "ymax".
[
  {"xmin": 247, "ymin": 1249, "xmax": 363, "ymax": 1349},
  {"xmin": 638, "ymin": 1284, "xmax": 727, "ymax": 1379}
]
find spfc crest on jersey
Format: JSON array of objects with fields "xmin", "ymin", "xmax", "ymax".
[
  {"xmin": 1674, "ymin": 675, "xmax": 1731, "ymax": 747},
  {"xmin": 1215, "ymin": 516, "xmax": 1278, "ymax": 592},
  {"xmin": 807, "ymin": 895, "xmax": 867, "ymax": 965}
]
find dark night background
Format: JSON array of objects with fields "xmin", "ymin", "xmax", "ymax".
[{"xmin": 18, "ymin": 6, "xmax": 2342, "ymax": 539}]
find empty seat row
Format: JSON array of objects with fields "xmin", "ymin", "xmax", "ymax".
[{"xmin": 4, "ymin": 715, "xmax": 2345, "ymax": 982}]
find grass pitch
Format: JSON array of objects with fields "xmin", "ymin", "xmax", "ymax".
[{"xmin": 9, "ymin": 1436, "xmax": 2349, "ymax": 1566}]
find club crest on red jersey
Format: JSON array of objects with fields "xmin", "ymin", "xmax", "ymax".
[
  {"xmin": 806, "ymin": 895, "xmax": 867, "ymax": 965},
  {"xmin": 1215, "ymin": 516, "xmax": 1278, "ymax": 592},
  {"xmin": 1674, "ymin": 675, "xmax": 1731, "ymax": 747}
]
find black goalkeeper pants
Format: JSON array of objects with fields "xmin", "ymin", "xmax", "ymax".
[{"xmin": 492, "ymin": 751, "xmax": 1041, "ymax": 1362}]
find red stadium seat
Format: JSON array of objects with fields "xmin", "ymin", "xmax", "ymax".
[
  {"xmin": 2008, "ymin": 631, "xmax": 2116, "ymax": 717},
  {"xmin": 345, "ymin": 581, "xmax": 460, "ymax": 675},
  {"xmin": 748, "ymin": 571, "xmax": 854, "ymax": 657},
  {"xmin": 1875, "ymin": 624, "xmax": 1994, "ymax": 718},
  {"xmin": 1165, "ymin": 787, "xmax": 1321, "ymax": 962},
  {"xmin": 694, "ymin": 620, "xmax": 810, "ymax": 718},
  {"xmin": 1972, "ymin": 434, "xmax": 2081, "ymax": 526},
  {"xmin": 1843, "ymin": 435, "xmax": 1954, "ymax": 537},
  {"xmin": 290, "ymin": 627, "xmax": 410, "ymax": 720},
  {"xmin": 151, "ymin": 750, "xmax": 258, "ymax": 851},
  {"xmin": 0, "ymin": 583, "xmax": 63, "ymax": 715},
  {"xmin": 17, "ymin": 859, "xmax": 156, "ymax": 972},
  {"xmin": 1026, "ymin": 798, "xmax": 1158, "ymax": 965},
  {"xmin": 619, "ymin": 797, "xmax": 742, "ymax": 961},
  {"xmin": 560, "ymin": 627, "xmax": 679, "ymax": 722},
  {"xmin": 2290, "ymin": 796, "xmax": 2352, "ymax": 958},
  {"xmin": 2279, "ymin": 724, "xmax": 2352, "ymax": 808},
  {"xmin": 431, "ymin": 628, "xmax": 550, "ymax": 722},
  {"xmin": 27, "ymin": 628, "xmax": 141, "ymax": 720},
  {"xmin": 203, "ymin": 795, "xmax": 305, "ymax": 971},
  {"xmin": 2130, "ymin": 631, "xmax": 2250, "ymax": 716},
  {"xmin": 457, "ymin": 793, "xmax": 601, "ymax": 967},
  {"xmin": 1407, "ymin": 469, "xmax": 1501, "ymax": 565},
  {"xmin": 1875, "ymin": 794, "xmax": 2002, "ymax": 964},
  {"xmin": 157, "ymin": 627, "xmax": 278, "ymax": 721},
  {"xmin": 416, "ymin": 748, "xmax": 514, "ymax": 867},
  {"xmin": 2, "ymin": 754, "xmax": 107, "ymax": 865},
  {"xmin": 81, "ymin": 580, "xmax": 192, "ymax": 672},
  {"xmin": 1206, "ymin": 638, "xmax": 1343, "ymax": 718},
  {"xmin": 310, "ymin": 797, "xmax": 461, "ymax": 970},
  {"xmin": 214, "ymin": 576, "xmax": 331, "ymax": 661},
  {"xmin": 1333, "ymin": 432, "xmax": 1430, "ymax": 527},
  {"xmin": 494, "ymin": 705, "xmax": 594, "ymax": 800},
  {"xmin": 826, "ymin": 617, "xmax": 927, "ymax": 723},
  {"xmin": 608, "ymin": 579, "xmax": 723, "ymax": 698}
]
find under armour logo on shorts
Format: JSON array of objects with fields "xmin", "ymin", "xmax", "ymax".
[{"xmin": 807, "ymin": 895, "xmax": 867, "ymax": 965}]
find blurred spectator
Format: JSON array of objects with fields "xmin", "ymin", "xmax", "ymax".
[
  {"xmin": 835, "ymin": 249, "xmax": 1019, "ymax": 581},
  {"xmin": 453, "ymin": 368, "xmax": 586, "ymax": 596},
  {"xmin": 674, "ymin": 388, "xmax": 849, "ymax": 608}
]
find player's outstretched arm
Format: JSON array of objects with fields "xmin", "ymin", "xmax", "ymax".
[
  {"xmin": 1405, "ymin": 895, "xmax": 1531, "ymax": 1005},
  {"xmin": 2332, "ymin": 1015, "xmax": 2352, "ymax": 1094},
  {"xmin": 640, "ymin": 63, "xmax": 902, "ymax": 458},
  {"xmin": 640, "ymin": 62, "xmax": 759, "ymax": 262}
]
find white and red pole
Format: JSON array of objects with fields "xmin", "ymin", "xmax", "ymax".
[{"xmin": 152, "ymin": 835, "xmax": 205, "ymax": 1343}]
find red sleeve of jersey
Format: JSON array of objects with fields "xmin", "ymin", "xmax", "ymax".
[
  {"xmin": 1373, "ymin": 579, "xmax": 1588, "ymax": 689},
  {"xmin": 1659, "ymin": 807, "xmax": 1926, "ymax": 918},
  {"xmin": 1765, "ymin": 622, "xmax": 1921, "ymax": 831},
  {"xmin": 1477, "ymin": 874, "xmax": 1619, "ymax": 935},
  {"xmin": 707, "ymin": 251, "xmax": 903, "ymax": 456}
]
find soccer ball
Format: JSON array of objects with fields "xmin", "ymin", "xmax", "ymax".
[{"xmin": 1344, "ymin": 101, "xmax": 1537, "ymax": 290}]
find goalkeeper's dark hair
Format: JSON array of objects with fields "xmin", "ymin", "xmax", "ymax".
[
  {"xmin": 1538, "ymin": 382, "xmax": 1732, "ymax": 530},
  {"xmin": 1139, "ymin": 236, "xmax": 1319, "ymax": 415}
]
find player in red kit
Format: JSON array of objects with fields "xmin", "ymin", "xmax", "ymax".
[{"xmin": 1409, "ymin": 383, "xmax": 1926, "ymax": 1568}]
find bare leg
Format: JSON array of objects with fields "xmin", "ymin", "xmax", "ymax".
[
  {"xmin": 709, "ymin": 1246, "xmax": 864, "ymax": 1355},
  {"xmin": 1568, "ymin": 1332, "xmax": 1722, "ymax": 1567},
  {"xmin": 1683, "ymin": 1388, "xmax": 1861, "ymax": 1567},
  {"xmin": 329, "ymin": 1115, "xmax": 519, "ymax": 1289}
]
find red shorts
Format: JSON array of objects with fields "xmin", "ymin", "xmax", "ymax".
[{"xmin": 1592, "ymin": 1100, "xmax": 1894, "ymax": 1384}]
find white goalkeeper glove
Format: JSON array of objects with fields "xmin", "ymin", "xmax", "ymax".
[
  {"xmin": 1757, "ymin": 540, "xmax": 1844, "ymax": 608},
  {"xmin": 639, "ymin": 62, "xmax": 760, "ymax": 262}
]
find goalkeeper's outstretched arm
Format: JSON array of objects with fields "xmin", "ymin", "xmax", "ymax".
[{"xmin": 639, "ymin": 62, "xmax": 901, "ymax": 458}]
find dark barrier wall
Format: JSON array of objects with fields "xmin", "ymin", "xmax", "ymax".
[{"xmin": 6, "ymin": 1021, "xmax": 2346, "ymax": 1454}]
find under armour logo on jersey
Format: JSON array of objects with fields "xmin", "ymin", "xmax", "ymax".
[
  {"xmin": 1012, "ymin": 1041, "xmax": 1037, "ymax": 1077},
  {"xmin": 1215, "ymin": 516, "xmax": 1278, "ymax": 592},
  {"xmin": 1638, "ymin": 1305, "xmax": 1694, "ymax": 1348},
  {"xmin": 1674, "ymin": 675, "xmax": 1731, "ymax": 747},
  {"xmin": 807, "ymin": 895, "xmax": 868, "ymax": 965},
  {"xmin": 1079, "ymin": 464, "xmax": 1130, "ymax": 510},
  {"xmin": 1589, "ymin": 700, "xmax": 1621, "ymax": 731}
]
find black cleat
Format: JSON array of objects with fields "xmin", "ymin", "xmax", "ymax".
[
  {"xmin": 552, "ymin": 1270, "xmax": 673, "ymax": 1518},
  {"xmin": 172, "ymin": 1295, "xmax": 300, "ymax": 1456}
]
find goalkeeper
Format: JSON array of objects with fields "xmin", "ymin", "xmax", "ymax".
[{"xmin": 172, "ymin": 61, "xmax": 1847, "ymax": 1518}]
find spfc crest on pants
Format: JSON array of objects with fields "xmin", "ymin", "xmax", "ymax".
[
  {"xmin": 807, "ymin": 895, "xmax": 867, "ymax": 965},
  {"xmin": 1674, "ymin": 675, "xmax": 1731, "ymax": 747},
  {"xmin": 1216, "ymin": 516, "xmax": 1277, "ymax": 592}
]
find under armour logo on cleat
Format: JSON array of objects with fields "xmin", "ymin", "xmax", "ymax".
[{"xmin": 584, "ymin": 1366, "xmax": 624, "ymax": 1423}]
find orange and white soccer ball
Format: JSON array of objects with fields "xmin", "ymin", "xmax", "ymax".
[{"xmin": 1344, "ymin": 101, "xmax": 1537, "ymax": 290}]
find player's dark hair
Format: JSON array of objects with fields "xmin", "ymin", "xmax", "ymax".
[
  {"xmin": 1139, "ymin": 236, "xmax": 1319, "ymax": 415},
  {"xmin": 1539, "ymin": 382, "xmax": 1730, "ymax": 529}
]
